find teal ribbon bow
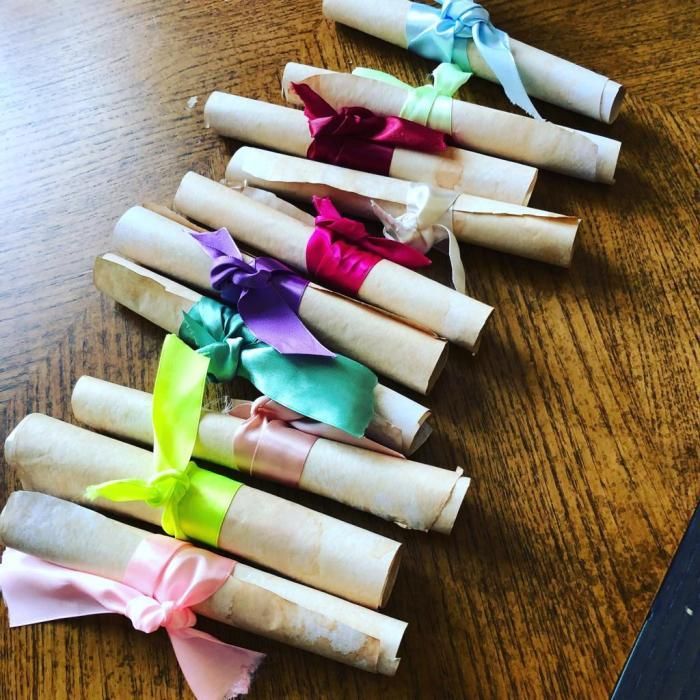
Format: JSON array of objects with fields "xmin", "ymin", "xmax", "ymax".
[
  {"xmin": 179, "ymin": 296, "xmax": 377, "ymax": 437},
  {"xmin": 406, "ymin": 0, "xmax": 541, "ymax": 119}
]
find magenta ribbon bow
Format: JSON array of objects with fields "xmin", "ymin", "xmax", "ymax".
[
  {"xmin": 293, "ymin": 82, "xmax": 448, "ymax": 175},
  {"xmin": 307, "ymin": 197, "xmax": 432, "ymax": 295},
  {"xmin": 0, "ymin": 536, "xmax": 264, "ymax": 700},
  {"xmin": 191, "ymin": 228, "xmax": 333, "ymax": 356}
]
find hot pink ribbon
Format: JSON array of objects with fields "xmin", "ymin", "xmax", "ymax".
[
  {"xmin": 292, "ymin": 82, "xmax": 448, "ymax": 176},
  {"xmin": 229, "ymin": 395, "xmax": 404, "ymax": 484},
  {"xmin": 0, "ymin": 536, "xmax": 264, "ymax": 700},
  {"xmin": 307, "ymin": 197, "xmax": 432, "ymax": 295}
]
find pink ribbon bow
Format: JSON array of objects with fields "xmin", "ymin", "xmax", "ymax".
[
  {"xmin": 229, "ymin": 395, "xmax": 403, "ymax": 485},
  {"xmin": 306, "ymin": 197, "xmax": 432, "ymax": 295},
  {"xmin": 0, "ymin": 537, "xmax": 264, "ymax": 700}
]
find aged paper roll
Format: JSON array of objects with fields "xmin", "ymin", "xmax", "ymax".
[
  {"xmin": 0, "ymin": 491, "xmax": 406, "ymax": 674},
  {"xmin": 204, "ymin": 91, "xmax": 537, "ymax": 205},
  {"xmin": 282, "ymin": 62, "xmax": 620, "ymax": 183},
  {"xmin": 93, "ymin": 253, "xmax": 433, "ymax": 454},
  {"xmin": 174, "ymin": 173, "xmax": 494, "ymax": 351},
  {"xmin": 226, "ymin": 147, "xmax": 579, "ymax": 267},
  {"xmin": 322, "ymin": 0, "xmax": 624, "ymax": 123},
  {"xmin": 112, "ymin": 204, "xmax": 448, "ymax": 395},
  {"xmin": 5, "ymin": 414, "xmax": 402, "ymax": 608},
  {"xmin": 72, "ymin": 376, "xmax": 470, "ymax": 533}
]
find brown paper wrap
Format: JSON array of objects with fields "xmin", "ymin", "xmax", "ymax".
[
  {"xmin": 93, "ymin": 253, "xmax": 432, "ymax": 455},
  {"xmin": 322, "ymin": 0, "xmax": 624, "ymax": 124},
  {"xmin": 204, "ymin": 91, "xmax": 537, "ymax": 205},
  {"xmin": 0, "ymin": 491, "xmax": 406, "ymax": 674},
  {"xmin": 173, "ymin": 173, "xmax": 494, "ymax": 351},
  {"xmin": 72, "ymin": 376, "xmax": 470, "ymax": 533},
  {"xmin": 226, "ymin": 147, "xmax": 579, "ymax": 267},
  {"xmin": 282, "ymin": 62, "xmax": 621, "ymax": 183},
  {"xmin": 112, "ymin": 204, "xmax": 448, "ymax": 395},
  {"xmin": 5, "ymin": 414, "xmax": 402, "ymax": 608}
]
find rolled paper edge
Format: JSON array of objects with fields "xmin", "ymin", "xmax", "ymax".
[
  {"xmin": 378, "ymin": 543, "xmax": 402, "ymax": 608},
  {"xmin": 432, "ymin": 474, "xmax": 470, "ymax": 535},
  {"xmin": 601, "ymin": 81, "xmax": 625, "ymax": 124}
]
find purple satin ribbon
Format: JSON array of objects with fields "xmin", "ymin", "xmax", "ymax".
[{"xmin": 191, "ymin": 229, "xmax": 334, "ymax": 357}]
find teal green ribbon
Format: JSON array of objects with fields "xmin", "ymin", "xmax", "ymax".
[
  {"xmin": 179, "ymin": 296, "xmax": 377, "ymax": 437},
  {"xmin": 405, "ymin": 0, "xmax": 541, "ymax": 119},
  {"xmin": 353, "ymin": 63, "xmax": 471, "ymax": 132}
]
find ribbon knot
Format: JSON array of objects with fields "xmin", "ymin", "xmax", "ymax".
[
  {"xmin": 126, "ymin": 595, "xmax": 197, "ymax": 633},
  {"xmin": 191, "ymin": 229, "xmax": 333, "ymax": 357},
  {"xmin": 406, "ymin": 0, "xmax": 542, "ymax": 118}
]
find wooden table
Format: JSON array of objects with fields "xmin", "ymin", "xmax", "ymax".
[{"xmin": 1, "ymin": 1, "xmax": 698, "ymax": 698}]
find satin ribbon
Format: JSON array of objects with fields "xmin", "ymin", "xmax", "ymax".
[
  {"xmin": 190, "ymin": 228, "xmax": 333, "ymax": 357},
  {"xmin": 293, "ymin": 81, "xmax": 447, "ymax": 175},
  {"xmin": 405, "ymin": 0, "xmax": 541, "ymax": 118},
  {"xmin": 353, "ymin": 62, "xmax": 471, "ymax": 133},
  {"xmin": 307, "ymin": 196, "xmax": 431, "ymax": 295},
  {"xmin": 86, "ymin": 335, "xmax": 241, "ymax": 546},
  {"xmin": 229, "ymin": 396, "xmax": 404, "ymax": 483},
  {"xmin": 179, "ymin": 296, "xmax": 377, "ymax": 437},
  {"xmin": 371, "ymin": 183, "xmax": 466, "ymax": 293},
  {"xmin": 0, "ymin": 537, "xmax": 264, "ymax": 700}
]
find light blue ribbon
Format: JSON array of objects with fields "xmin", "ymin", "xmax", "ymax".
[{"xmin": 406, "ymin": 0, "xmax": 542, "ymax": 119}]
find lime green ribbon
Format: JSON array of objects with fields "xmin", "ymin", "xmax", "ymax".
[
  {"xmin": 85, "ymin": 334, "xmax": 241, "ymax": 546},
  {"xmin": 179, "ymin": 296, "xmax": 377, "ymax": 438},
  {"xmin": 352, "ymin": 62, "xmax": 471, "ymax": 133}
]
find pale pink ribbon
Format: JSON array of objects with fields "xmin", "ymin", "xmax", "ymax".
[
  {"xmin": 0, "ymin": 536, "xmax": 265, "ymax": 700},
  {"xmin": 229, "ymin": 395, "xmax": 404, "ymax": 485}
]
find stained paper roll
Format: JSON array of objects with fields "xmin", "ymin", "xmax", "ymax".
[
  {"xmin": 322, "ymin": 0, "xmax": 624, "ymax": 123},
  {"xmin": 112, "ymin": 204, "xmax": 448, "ymax": 396},
  {"xmin": 93, "ymin": 252, "xmax": 433, "ymax": 455},
  {"xmin": 204, "ymin": 91, "xmax": 538, "ymax": 205},
  {"xmin": 282, "ymin": 62, "xmax": 621, "ymax": 183},
  {"xmin": 5, "ymin": 414, "xmax": 402, "ymax": 608},
  {"xmin": 174, "ymin": 172, "xmax": 494, "ymax": 352},
  {"xmin": 0, "ymin": 491, "xmax": 407, "ymax": 674},
  {"xmin": 72, "ymin": 376, "xmax": 470, "ymax": 533},
  {"xmin": 226, "ymin": 147, "xmax": 579, "ymax": 267}
]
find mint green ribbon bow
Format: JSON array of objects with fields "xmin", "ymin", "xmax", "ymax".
[
  {"xmin": 179, "ymin": 296, "xmax": 377, "ymax": 437},
  {"xmin": 353, "ymin": 62, "xmax": 471, "ymax": 132}
]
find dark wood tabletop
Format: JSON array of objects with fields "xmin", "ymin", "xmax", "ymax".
[{"xmin": 1, "ymin": 1, "xmax": 698, "ymax": 698}]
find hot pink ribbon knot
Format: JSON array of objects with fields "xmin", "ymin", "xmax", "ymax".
[{"xmin": 307, "ymin": 196, "xmax": 431, "ymax": 295}]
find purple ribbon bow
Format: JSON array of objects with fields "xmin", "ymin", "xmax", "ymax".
[{"xmin": 191, "ymin": 229, "xmax": 334, "ymax": 356}]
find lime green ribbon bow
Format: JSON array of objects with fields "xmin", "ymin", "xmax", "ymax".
[
  {"xmin": 352, "ymin": 62, "xmax": 471, "ymax": 133},
  {"xmin": 85, "ymin": 334, "xmax": 241, "ymax": 546}
]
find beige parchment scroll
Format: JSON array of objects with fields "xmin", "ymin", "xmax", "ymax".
[
  {"xmin": 226, "ymin": 147, "xmax": 579, "ymax": 267},
  {"xmin": 5, "ymin": 414, "xmax": 402, "ymax": 609},
  {"xmin": 322, "ymin": 0, "xmax": 624, "ymax": 124},
  {"xmin": 173, "ymin": 173, "xmax": 494, "ymax": 352},
  {"xmin": 281, "ymin": 62, "xmax": 621, "ymax": 183},
  {"xmin": 204, "ymin": 91, "xmax": 537, "ymax": 205},
  {"xmin": 72, "ymin": 376, "xmax": 470, "ymax": 534},
  {"xmin": 0, "ymin": 491, "xmax": 406, "ymax": 674},
  {"xmin": 93, "ymin": 253, "xmax": 433, "ymax": 455},
  {"xmin": 112, "ymin": 204, "xmax": 448, "ymax": 395}
]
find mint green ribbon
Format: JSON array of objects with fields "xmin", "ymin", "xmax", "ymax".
[
  {"xmin": 179, "ymin": 296, "xmax": 377, "ymax": 438},
  {"xmin": 353, "ymin": 63, "xmax": 471, "ymax": 132}
]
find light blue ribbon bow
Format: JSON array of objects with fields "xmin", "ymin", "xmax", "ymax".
[{"xmin": 406, "ymin": 0, "xmax": 542, "ymax": 119}]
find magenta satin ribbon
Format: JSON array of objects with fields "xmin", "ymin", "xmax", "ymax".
[
  {"xmin": 229, "ymin": 395, "xmax": 404, "ymax": 483},
  {"xmin": 306, "ymin": 197, "xmax": 432, "ymax": 295},
  {"xmin": 293, "ymin": 82, "xmax": 447, "ymax": 175},
  {"xmin": 0, "ymin": 537, "xmax": 264, "ymax": 700}
]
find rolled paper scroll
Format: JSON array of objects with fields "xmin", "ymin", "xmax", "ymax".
[
  {"xmin": 225, "ymin": 147, "xmax": 579, "ymax": 268},
  {"xmin": 93, "ymin": 252, "xmax": 432, "ymax": 454},
  {"xmin": 0, "ymin": 492, "xmax": 407, "ymax": 674},
  {"xmin": 174, "ymin": 172, "xmax": 494, "ymax": 352},
  {"xmin": 204, "ymin": 91, "xmax": 537, "ymax": 205},
  {"xmin": 5, "ymin": 414, "xmax": 402, "ymax": 608},
  {"xmin": 72, "ymin": 376, "xmax": 470, "ymax": 533},
  {"xmin": 281, "ymin": 62, "xmax": 621, "ymax": 183},
  {"xmin": 322, "ymin": 0, "xmax": 625, "ymax": 123}
]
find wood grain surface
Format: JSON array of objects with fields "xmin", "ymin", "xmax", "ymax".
[{"xmin": 1, "ymin": 0, "xmax": 698, "ymax": 698}]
